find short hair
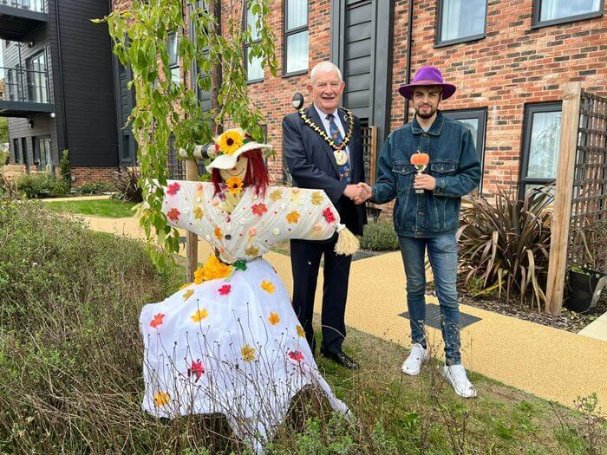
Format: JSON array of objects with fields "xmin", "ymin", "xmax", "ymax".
[{"xmin": 310, "ymin": 61, "xmax": 343, "ymax": 84}]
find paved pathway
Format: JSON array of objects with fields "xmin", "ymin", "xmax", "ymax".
[{"xmin": 80, "ymin": 214, "xmax": 607, "ymax": 412}]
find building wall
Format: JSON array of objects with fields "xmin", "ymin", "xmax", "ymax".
[
  {"xmin": 48, "ymin": 0, "xmax": 119, "ymax": 173},
  {"xmin": 391, "ymin": 0, "xmax": 607, "ymax": 193},
  {"xmin": 108, "ymin": 0, "xmax": 607, "ymax": 194},
  {"xmin": 4, "ymin": 24, "xmax": 57, "ymax": 167},
  {"xmin": 219, "ymin": 0, "xmax": 332, "ymax": 184}
]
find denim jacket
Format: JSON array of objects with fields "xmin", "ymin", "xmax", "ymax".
[{"xmin": 372, "ymin": 111, "xmax": 481, "ymax": 238}]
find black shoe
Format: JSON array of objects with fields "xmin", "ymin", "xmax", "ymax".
[{"xmin": 320, "ymin": 348, "xmax": 359, "ymax": 370}]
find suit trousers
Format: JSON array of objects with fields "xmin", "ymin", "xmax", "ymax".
[{"xmin": 290, "ymin": 235, "xmax": 352, "ymax": 354}]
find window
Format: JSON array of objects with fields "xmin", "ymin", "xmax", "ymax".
[
  {"xmin": 33, "ymin": 135, "xmax": 52, "ymax": 170},
  {"xmin": 443, "ymin": 108, "xmax": 487, "ymax": 191},
  {"xmin": 167, "ymin": 32, "xmax": 180, "ymax": 84},
  {"xmin": 13, "ymin": 138, "xmax": 21, "ymax": 164},
  {"xmin": 284, "ymin": 0, "xmax": 308, "ymax": 75},
  {"xmin": 26, "ymin": 51, "xmax": 48, "ymax": 103},
  {"xmin": 245, "ymin": 6, "xmax": 264, "ymax": 82},
  {"xmin": 533, "ymin": 0, "xmax": 603, "ymax": 27},
  {"xmin": 519, "ymin": 103, "xmax": 562, "ymax": 198},
  {"xmin": 191, "ymin": 0, "xmax": 212, "ymax": 110},
  {"xmin": 436, "ymin": 0, "xmax": 487, "ymax": 46}
]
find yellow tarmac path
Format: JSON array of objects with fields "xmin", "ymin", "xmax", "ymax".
[{"xmin": 81, "ymin": 214, "xmax": 607, "ymax": 412}]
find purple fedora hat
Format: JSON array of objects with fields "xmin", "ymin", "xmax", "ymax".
[{"xmin": 398, "ymin": 66, "xmax": 456, "ymax": 100}]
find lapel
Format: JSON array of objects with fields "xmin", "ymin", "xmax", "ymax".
[{"xmin": 305, "ymin": 105, "xmax": 340, "ymax": 175}]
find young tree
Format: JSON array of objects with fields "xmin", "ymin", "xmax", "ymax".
[{"xmin": 102, "ymin": 0, "xmax": 276, "ymax": 266}]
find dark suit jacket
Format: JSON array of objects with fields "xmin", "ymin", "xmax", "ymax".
[{"xmin": 282, "ymin": 105, "xmax": 367, "ymax": 236}]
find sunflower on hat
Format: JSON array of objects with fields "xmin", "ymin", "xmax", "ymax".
[
  {"xmin": 217, "ymin": 129, "xmax": 246, "ymax": 156},
  {"xmin": 206, "ymin": 128, "xmax": 272, "ymax": 171}
]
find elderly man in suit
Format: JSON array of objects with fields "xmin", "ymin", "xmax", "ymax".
[{"xmin": 282, "ymin": 61, "xmax": 367, "ymax": 369}]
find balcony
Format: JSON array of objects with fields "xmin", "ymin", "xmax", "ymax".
[
  {"xmin": 0, "ymin": 65, "xmax": 53, "ymax": 117},
  {"xmin": 0, "ymin": 0, "xmax": 48, "ymax": 41}
]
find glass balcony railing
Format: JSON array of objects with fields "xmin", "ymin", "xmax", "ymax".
[
  {"xmin": 0, "ymin": 0, "xmax": 46, "ymax": 14},
  {"xmin": 1, "ymin": 66, "xmax": 50, "ymax": 104}
]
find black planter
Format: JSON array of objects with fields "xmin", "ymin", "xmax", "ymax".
[{"xmin": 566, "ymin": 268, "xmax": 607, "ymax": 313}]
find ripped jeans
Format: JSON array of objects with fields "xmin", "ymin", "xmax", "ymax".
[{"xmin": 399, "ymin": 234, "xmax": 461, "ymax": 365}]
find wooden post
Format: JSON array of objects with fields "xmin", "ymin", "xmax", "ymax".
[
  {"xmin": 545, "ymin": 82, "xmax": 582, "ymax": 314},
  {"xmin": 185, "ymin": 159, "xmax": 199, "ymax": 282}
]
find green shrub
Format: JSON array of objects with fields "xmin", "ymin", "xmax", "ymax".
[
  {"xmin": 73, "ymin": 181, "xmax": 115, "ymax": 195},
  {"xmin": 16, "ymin": 173, "xmax": 70, "ymax": 198},
  {"xmin": 0, "ymin": 149, "xmax": 9, "ymax": 166},
  {"xmin": 59, "ymin": 149, "xmax": 71, "ymax": 184},
  {"xmin": 457, "ymin": 187, "xmax": 553, "ymax": 309},
  {"xmin": 360, "ymin": 220, "xmax": 399, "ymax": 251}
]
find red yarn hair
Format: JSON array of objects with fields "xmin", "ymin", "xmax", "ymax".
[{"xmin": 211, "ymin": 149, "xmax": 269, "ymax": 196}]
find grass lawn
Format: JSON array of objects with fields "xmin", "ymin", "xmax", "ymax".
[
  {"xmin": 44, "ymin": 198, "xmax": 137, "ymax": 217},
  {"xmin": 307, "ymin": 321, "xmax": 606, "ymax": 454}
]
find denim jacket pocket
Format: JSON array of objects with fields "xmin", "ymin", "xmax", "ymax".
[
  {"xmin": 430, "ymin": 160, "xmax": 457, "ymax": 177},
  {"xmin": 393, "ymin": 160, "xmax": 416, "ymax": 194}
]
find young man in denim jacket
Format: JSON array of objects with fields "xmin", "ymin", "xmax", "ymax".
[{"xmin": 358, "ymin": 66, "xmax": 481, "ymax": 397}]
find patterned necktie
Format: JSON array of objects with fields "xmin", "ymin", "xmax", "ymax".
[{"xmin": 326, "ymin": 113, "xmax": 351, "ymax": 181}]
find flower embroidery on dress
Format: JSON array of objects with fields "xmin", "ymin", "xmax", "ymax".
[
  {"xmin": 214, "ymin": 226, "xmax": 223, "ymax": 240},
  {"xmin": 269, "ymin": 189, "xmax": 283, "ymax": 201},
  {"xmin": 245, "ymin": 246, "xmax": 260, "ymax": 257},
  {"xmin": 296, "ymin": 325, "xmax": 306, "ymax": 338},
  {"xmin": 153, "ymin": 391, "xmax": 170, "ymax": 407},
  {"xmin": 286, "ymin": 211, "xmax": 300, "ymax": 224},
  {"xmin": 194, "ymin": 206, "xmax": 204, "ymax": 219},
  {"xmin": 311, "ymin": 191, "xmax": 324, "ymax": 205},
  {"xmin": 241, "ymin": 344, "xmax": 256, "ymax": 362},
  {"xmin": 188, "ymin": 360, "xmax": 205, "ymax": 381},
  {"xmin": 167, "ymin": 208, "xmax": 180, "ymax": 222},
  {"xmin": 322, "ymin": 207, "xmax": 336, "ymax": 224},
  {"xmin": 150, "ymin": 313, "xmax": 165, "ymax": 328},
  {"xmin": 288, "ymin": 350, "xmax": 305, "ymax": 362},
  {"xmin": 251, "ymin": 203, "xmax": 268, "ymax": 216},
  {"xmin": 191, "ymin": 308, "xmax": 209, "ymax": 323},
  {"xmin": 182, "ymin": 289, "xmax": 194, "ymax": 300},
  {"xmin": 260, "ymin": 280, "xmax": 275, "ymax": 294},
  {"xmin": 167, "ymin": 181, "xmax": 181, "ymax": 196},
  {"xmin": 218, "ymin": 284, "xmax": 231, "ymax": 295},
  {"xmin": 268, "ymin": 312, "xmax": 280, "ymax": 325}
]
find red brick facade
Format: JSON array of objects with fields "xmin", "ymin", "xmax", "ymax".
[{"xmin": 107, "ymin": 0, "xmax": 607, "ymax": 194}]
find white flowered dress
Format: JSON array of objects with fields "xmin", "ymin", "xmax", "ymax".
[{"xmin": 140, "ymin": 181, "xmax": 350, "ymax": 453}]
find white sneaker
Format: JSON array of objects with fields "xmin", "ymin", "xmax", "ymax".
[
  {"xmin": 443, "ymin": 365, "xmax": 477, "ymax": 398},
  {"xmin": 401, "ymin": 343, "xmax": 429, "ymax": 376}
]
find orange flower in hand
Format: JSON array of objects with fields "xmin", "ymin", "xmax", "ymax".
[{"xmin": 410, "ymin": 153, "xmax": 430, "ymax": 167}]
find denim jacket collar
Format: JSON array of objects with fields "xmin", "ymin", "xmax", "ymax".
[{"xmin": 411, "ymin": 111, "xmax": 445, "ymax": 136}]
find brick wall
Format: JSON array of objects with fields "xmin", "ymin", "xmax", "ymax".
[
  {"xmin": 109, "ymin": 0, "xmax": 607, "ymax": 194},
  {"xmin": 391, "ymin": 0, "xmax": 607, "ymax": 193},
  {"xmin": 219, "ymin": 0, "xmax": 332, "ymax": 184},
  {"xmin": 71, "ymin": 167, "xmax": 115, "ymax": 185}
]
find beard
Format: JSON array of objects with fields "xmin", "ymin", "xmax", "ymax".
[{"xmin": 415, "ymin": 106, "xmax": 437, "ymax": 119}]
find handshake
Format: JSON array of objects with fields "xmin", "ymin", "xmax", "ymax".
[{"xmin": 344, "ymin": 182, "xmax": 372, "ymax": 205}]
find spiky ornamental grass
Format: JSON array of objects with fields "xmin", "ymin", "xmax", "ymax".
[{"xmin": 457, "ymin": 187, "xmax": 553, "ymax": 310}]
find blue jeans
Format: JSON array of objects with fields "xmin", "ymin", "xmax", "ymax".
[{"xmin": 399, "ymin": 234, "xmax": 461, "ymax": 365}]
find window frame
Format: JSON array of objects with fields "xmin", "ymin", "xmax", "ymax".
[
  {"xmin": 435, "ymin": 0, "xmax": 488, "ymax": 47},
  {"xmin": 167, "ymin": 31, "xmax": 180, "ymax": 85},
  {"xmin": 283, "ymin": 0, "xmax": 309, "ymax": 77},
  {"xmin": 519, "ymin": 102, "xmax": 562, "ymax": 200},
  {"xmin": 13, "ymin": 138, "xmax": 21, "ymax": 164},
  {"xmin": 442, "ymin": 108, "xmax": 488, "ymax": 192},
  {"xmin": 26, "ymin": 50, "xmax": 49, "ymax": 104},
  {"xmin": 531, "ymin": 0, "xmax": 604, "ymax": 29},
  {"xmin": 244, "ymin": 5, "xmax": 264, "ymax": 84}
]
